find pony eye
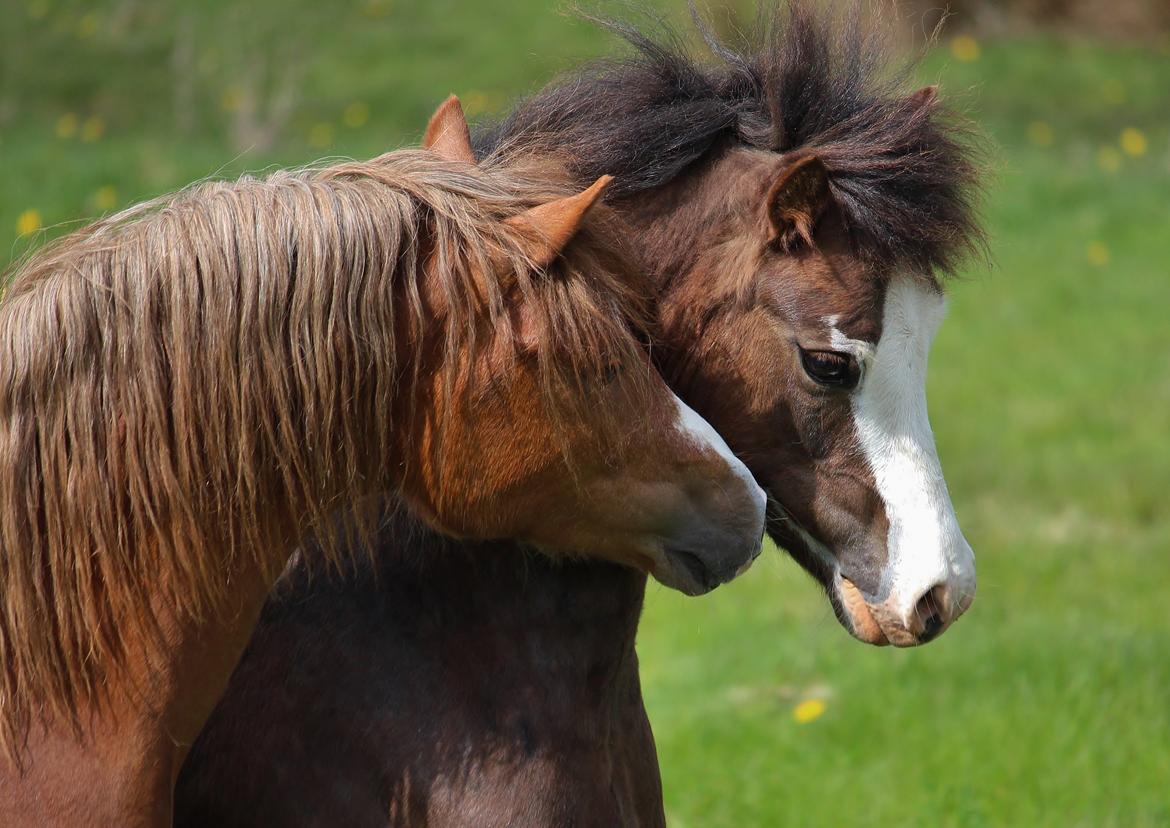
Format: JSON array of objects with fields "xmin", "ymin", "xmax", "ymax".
[
  {"xmin": 799, "ymin": 348, "xmax": 859, "ymax": 389},
  {"xmin": 601, "ymin": 361, "xmax": 623, "ymax": 384}
]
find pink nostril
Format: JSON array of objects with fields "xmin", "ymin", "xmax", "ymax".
[{"xmin": 911, "ymin": 583, "xmax": 951, "ymax": 643}]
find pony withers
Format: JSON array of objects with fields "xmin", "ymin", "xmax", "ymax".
[
  {"xmin": 177, "ymin": 4, "xmax": 987, "ymax": 825},
  {"xmin": 0, "ymin": 104, "xmax": 765, "ymax": 826}
]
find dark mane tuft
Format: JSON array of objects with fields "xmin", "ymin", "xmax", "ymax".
[{"xmin": 479, "ymin": 1, "xmax": 986, "ymax": 275}]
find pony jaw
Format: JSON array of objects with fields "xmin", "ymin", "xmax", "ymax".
[{"xmin": 769, "ymin": 496, "xmax": 972, "ymax": 649}]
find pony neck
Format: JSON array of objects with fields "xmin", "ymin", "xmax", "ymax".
[
  {"xmin": 1, "ymin": 560, "xmax": 271, "ymax": 827},
  {"xmin": 174, "ymin": 510, "xmax": 661, "ymax": 826},
  {"xmin": 341, "ymin": 510, "xmax": 649, "ymax": 672},
  {"xmin": 298, "ymin": 508, "xmax": 652, "ymax": 744}
]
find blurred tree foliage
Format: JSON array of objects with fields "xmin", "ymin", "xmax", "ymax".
[
  {"xmin": 903, "ymin": 0, "xmax": 1170, "ymax": 40},
  {"xmin": 693, "ymin": 0, "xmax": 1168, "ymax": 49}
]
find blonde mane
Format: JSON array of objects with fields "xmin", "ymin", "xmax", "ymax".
[{"xmin": 0, "ymin": 149, "xmax": 646, "ymax": 760}]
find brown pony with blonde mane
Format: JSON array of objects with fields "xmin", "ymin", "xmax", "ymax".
[{"xmin": 0, "ymin": 100, "xmax": 765, "ymax": 826}]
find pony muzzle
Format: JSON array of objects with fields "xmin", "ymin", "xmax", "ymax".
[
  {"xmin": 648, "ymin": 395, "xmax": 767, "ymax": 595},
  {"xmin": 649, "ymin": 483, "xmax": 767, "ymax": 596},
  {"xmin": 834, "ymin": 570, "xmax": 976, "ymax": 648},
  {"xmin": 653, "ymin": 535, "xmax": 762, "ymax": 596}
]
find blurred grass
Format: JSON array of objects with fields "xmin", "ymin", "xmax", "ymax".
[{"xmin": 2, "ymin": 3, "xmax": 1169, "ymax": 825}]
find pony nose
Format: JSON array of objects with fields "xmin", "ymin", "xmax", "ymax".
[
  {"xmin": 658, "ymin": 525, "xmax": 763, "ymax": 595},
  {"xmin": 653, "ymin": 477, "xmax": 766, "ymax": 596},
  {"xmin": 905, "ymin": 582, "xmax": 971, "ymax": 644}
]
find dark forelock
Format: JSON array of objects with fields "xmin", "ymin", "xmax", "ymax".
[{"xmin": 477, "ymin": 1, "xmax": 986, "ymax": 276}]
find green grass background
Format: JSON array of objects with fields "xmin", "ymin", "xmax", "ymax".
[{"xmin": 3, "ymin": 2, "xmax": 1168, "ymax": 825}]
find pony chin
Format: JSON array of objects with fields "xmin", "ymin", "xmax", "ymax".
[
  {"xmin": 832, "ymin": 576, "xmax": 890, "ymax": 647},
  {"xmin": 768, "ymin": 516, "xmax": 888, "ymax": 644},
  {"xmin": 830, "ymin": 571, "xmax": 971, "ymax": 649}
]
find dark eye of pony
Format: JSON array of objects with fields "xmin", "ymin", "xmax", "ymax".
[{"xmin": 799, "ymin": 348, "xmax": 860, "ymax": 389}]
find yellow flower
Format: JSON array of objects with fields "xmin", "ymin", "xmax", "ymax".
[
  {"xmin": 1086, "ymin": 241, "xmax": 1109, "ymax": 267},
  {"xmin": 1096, "ymin": 146, "xmax": 1122, "ymax": 173},
  {"xmin": 1026, "ymin": 121, "xmax": 1054, "ymax": 148},
  {"xmin": 308, "ymin": 122, "xmax": 334, "ymax": 149},
  {"xmin": 94, "ymin": 185, "xmax": 118, "ymax": 211},
  {"xmin": 343, "ymin": 101, "xmax": 370, "ymax": 129},
  {"xmin": 80, "ymin": 115, "xmax": 105, "ymax": 143},
  {"xmin": 950, "ymin": 35, "xmax": 980, "ymax": 63},
  {"xmin": 1120, "ymin": 128, "xmax": 1148, "ymax": 157},
  {"xmin": 55, "ymin": 112, "xmax": 78, "ymax": 139},
  {"xmin": 221, "ymin": 85, "xmax": 244, "ymax": 113},
  {"xmin": 77, "ymin": 11, "xmax": 99, "ymax": 38},
  {"xmin": 16, "ymin": 209, "xmax": 43, "ymax": 237},
  {"xmin": 792, "ymin": 698, "xmax": 827, "ymax": 724}
]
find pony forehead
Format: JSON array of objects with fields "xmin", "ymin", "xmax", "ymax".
[{"xmin": 823, "ymin": 277, "xmax": 948, "ymax": 354}]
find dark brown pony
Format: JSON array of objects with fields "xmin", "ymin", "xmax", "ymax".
[
  {"xmin": 177, "ymin": 3, "xmax": 987, "ymax": 825},
  {"xmin": 0, "ymin": 106, "xmax": 768, "ymax": 826}
]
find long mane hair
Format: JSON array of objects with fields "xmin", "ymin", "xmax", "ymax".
[
  {"xmin": 478, "ymin": 1, "xmax": 986, "ymax": 275},
  {"xmin": 0, "ymin": 149, "xmax": 647, "ymax": 760}
]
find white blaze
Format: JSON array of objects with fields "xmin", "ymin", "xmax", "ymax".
[{"xmin": 829, "ymin": 277, "xmax": 976, "ymax": 625}]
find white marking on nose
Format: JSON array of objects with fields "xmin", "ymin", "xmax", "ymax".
[
  {"xmin": 828, "ymin": 277, "xmax": 976, "ymax": 625},
  {"xmin": 671, "ymin": 394, "xmax": 767, "ymax": 530}
]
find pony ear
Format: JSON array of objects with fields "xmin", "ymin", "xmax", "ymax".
[
  {"xmin": 908, "ymin": 84, "xmax": 939, "ymax": 109},
  {"xmin": 423, "ymin": 95, "xmax": 476, "ymax": 164},
  {"xmin": 505, "ymin": 175, "xmax": 614, "ymax": 270},
  {"xmin": 766, "ymin": 154, "xmax": 832, "ymax": 250}
]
